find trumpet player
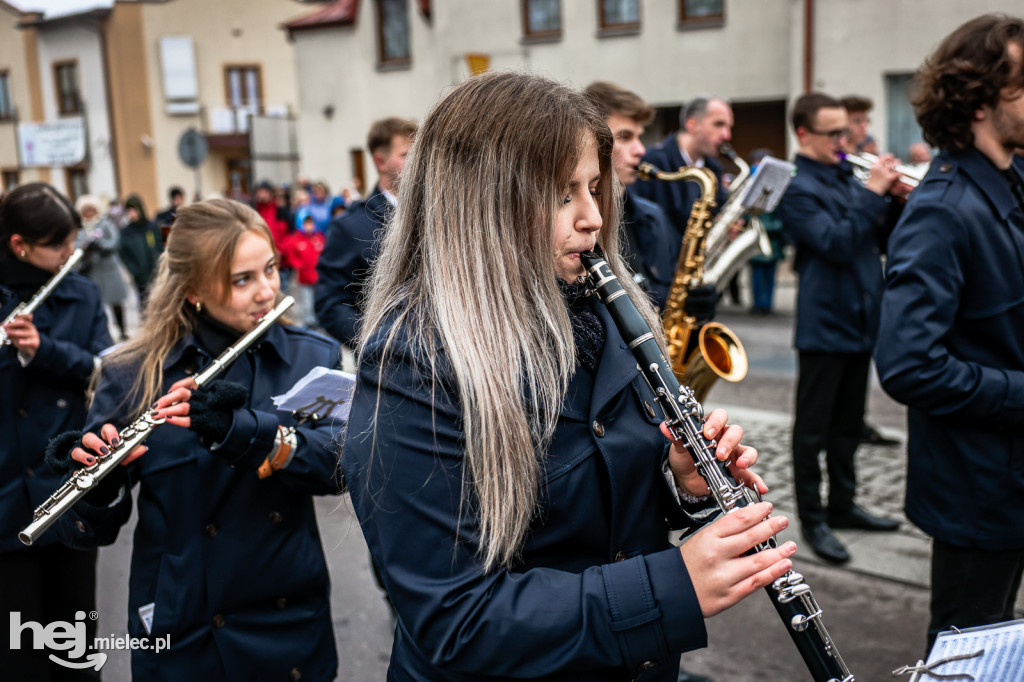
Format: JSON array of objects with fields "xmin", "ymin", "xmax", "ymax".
[
  {"xmin": 775, "ymin": 93, "xmax": 909, "ymax": 565},
  {"xmin": 876, "ymin": 13, "xmax": 1024, "ymax": 652}
]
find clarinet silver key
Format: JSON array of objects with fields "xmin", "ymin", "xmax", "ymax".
[
  {"xmin": 19, "ymin": 295, "xmax": 295, "ymax": 546},
  {"xmin": 580, "ymin": 251, "xmax": 853, "ymax": 682}
]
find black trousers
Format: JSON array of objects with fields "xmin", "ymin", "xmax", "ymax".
[
  {"xmin": 927, "ymin": 539, "xmax": 1024, "ymax": 652},
  {"xmin": 792, "ymin": 351, "xmax": 870, "ymax": 526},
  {"xmin": 0, "ymin": 544, "xmax": 100, "ymax": 682}
]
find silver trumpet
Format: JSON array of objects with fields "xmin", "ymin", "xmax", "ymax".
[
  {"xmin": 842, "ymin": 152, "xmax": 924, "ymax": 188},
  {"xmin": 19, "ymin": 295, "xmax": 295, "ymax": 546},
  {"xmin": 2, "ymin": 248, "xmax": 85, "ymax": 345}
]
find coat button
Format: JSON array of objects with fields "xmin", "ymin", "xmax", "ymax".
[
  {"xmin": 289, "ymin": 668, "xmax": 302, "ymax": 681},
  {"xmin": 614, "ymin": 550, "xmax": 628, "ymax": 562},
  {"xmin": 56, "ymin": 398, "xmax": 68, "ymax": 409},
  {"xmin": 643, "ymin": 401, "xmax": 656, "ymax": 419},
  {"xmin": 25, "ymin": 467, "xmax": 34, "ymax": 478},
  {"xmin": 268, "ymin": 511, "xmax": 283, "ymax": 524},
  {"xmin": 204, "ymin": 524, "xmax": 218, "ymax": 538},
  {"xmin": 75, "ymin": 520, "xmax": 87, "ymax": 533},
  {"xmin": 17, "ymin": 408, "xmax": 27, "ymax": 418},
  {"xmin": 212, "ymin": 614, "xmax": 226, "ymax": 628},
  {"xmin": 275, "ymin": 597, "xmax": 288, "ymax": 609},
  {"xmin": 592, "ymin": 420, "xmax": 605, "ymax": 438},
  {"xmin": 939, "ymin": 163, "xmax": 953, "ymax": 172},
  {"xmin": 637, "ymin": 660, "xmax": 659, "ymax": 672}
]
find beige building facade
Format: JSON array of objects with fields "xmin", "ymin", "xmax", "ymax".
[{"xmin": 1, "ymin": 0, "xmax": 306, "ymax": 211}]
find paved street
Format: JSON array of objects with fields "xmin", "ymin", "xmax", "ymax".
[{"xmin": 90, "ymin": 268, "xmax": 1023, "ymax": 681}]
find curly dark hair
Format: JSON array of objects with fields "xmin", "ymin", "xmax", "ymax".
[{"xmin": 912, "ymin": 13, "xmax": 1024, "ymax": 153}]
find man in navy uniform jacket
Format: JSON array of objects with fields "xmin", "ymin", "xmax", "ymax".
[
  {"xmin": 775, "ymin": 92, "xmax": 907, "ymax": 565},
  {"xmin": 314, "ymin": 117, "xmax": 416, "ymax": 349},
  {"xmin": 875, "ymin": 13, "xmax": 1024, "ymax": 650}
]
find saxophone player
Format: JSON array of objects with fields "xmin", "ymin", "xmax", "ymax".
[
  {"xmin": 775, "ymin": 93, "xmax": 909, "ymax": 565},
  {"xmin": 876, "ymin": 13, "xmax": 1024, "ymax": 652}
]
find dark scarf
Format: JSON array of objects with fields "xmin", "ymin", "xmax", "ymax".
[
  {"xmin": 188, "ymin": 304, "xmax": 241, "ymax": 359},
  {"xmin": 557, "ymin": 278, "xmax": 604, "ymax": 373},
  {"xmin": 0, "ymin": 248, "xmax": 53, "ymax": 301}
]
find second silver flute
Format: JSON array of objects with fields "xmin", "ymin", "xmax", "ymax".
[{"xmin": 19, "ymin": 295, "xmax": 295, "ymax": 546}]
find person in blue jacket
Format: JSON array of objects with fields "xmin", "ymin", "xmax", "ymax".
[
  {"xmin": 875, "ymin": 13, "xmax": 1024, "ymax": 651},
  {"xmin": 343, "ymin": 71, "xmax": 797, "ymax": 682},
  {"xmin": 52, "ymin": 199, "xmax": 343, "ymax": 681},
  {"xmin": 774, "ymin": 92, "xmax": 909, "ymax": 565},
  {"xmin": 315, "ymin": 117, "xmax": 417, "ymax": 349},
  {"xmin": 1, "ymin": 183, "xmax": 112, "ymax": 680}
]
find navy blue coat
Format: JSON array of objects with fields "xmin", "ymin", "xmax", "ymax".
[
  {"xmin": 314, "ymin": 186, "xmax": 393, "ymax": 347},
  {"xmin": 876, "ymin": 149, "xmax": 1024, "ymax": 551},
  {"xmin": 621, "ymin": 192, "xmax": 676, "ymax": 310},
  {"xmin": 57, "ymin": 323, "xmax": 343, "ymax": 681},
  {"xmin": 631, "ymin": 134, "xmax": 729, "ymax": 243},
  {"xmin": 775, "ymin": 154, "xmax": 899, "ymax": 353},
  {"xmin": 1, "ymin": 271, "xmax": 112, "ymax": 553},
  {"xmin": 343, "ymin": 300, "xmax": 710, "ymax": 681}
]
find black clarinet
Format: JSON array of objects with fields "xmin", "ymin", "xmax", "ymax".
[{"xmin": 580, "ymin": 251, "xmax": 854, "ymax": 682}]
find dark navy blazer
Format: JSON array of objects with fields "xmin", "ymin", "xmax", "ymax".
[
  {"xmin": 621, "ymin": 192, "xmax": 676, "ymax": 310},
  {"xmin": 632, "ymin": 134, "xmax": 728, "ymax": 242},
  {"xmin": 876, "ymin": 149, "xmax": 1024, "ymax": 551},
  {"xmin": 314, "ymin": 186, "xmax": 392, "ymax": 347},
  {"xmin": 775, "ymin": 154, "xmax": 899, "ymax": 353},
  {"xmin": 57, "ymin": 323, "xmax": 343, "ymax": 681},
  {"xmin": 343, "ymin": 299, "xmax": 709, "ymax": 681},
  {"xmin": 0, "ymin": 271, "xmax": 112, "ymax": 553}
]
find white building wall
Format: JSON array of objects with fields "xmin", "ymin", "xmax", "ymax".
[
  {"xmin": 35, "ymin": 20, "xmax": 117, "ymax": 201},
  {"xmin": 813, "ymin": 0, "xmax": 1024, "ymax": 152},
  {"xmin": 294, "ymin": 0, "xmax": 1024, "ymax": 184},
  {"xmin": 294, "ymin": 0, "xmax": 795, "ymax": 188}
]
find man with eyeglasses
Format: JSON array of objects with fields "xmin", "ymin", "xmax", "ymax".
[{"xmin": 775, "ymin": 92, "xmax": 909, "ymax": 565}]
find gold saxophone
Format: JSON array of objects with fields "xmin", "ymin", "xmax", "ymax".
[{"xmin": 636, "ymin": 162, "xmax": 748, "ymax": 402}]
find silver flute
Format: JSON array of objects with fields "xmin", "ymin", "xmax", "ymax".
[
  {"xmin": 2, "ymin": 248, "xmax": 85, "ymax": 345},
  {"xmin": 19, "ymin": 295, "xmax": 295, "ymax": 546},
  {"xmin": 580, "ymin": 252, "xmax": 853, "ymax": 682}
]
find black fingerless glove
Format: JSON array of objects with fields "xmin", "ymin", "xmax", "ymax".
[
  {"xmin": 684, "ymin": 283, "xmax": 719, "ymax": 323},
  {"xmin": 44, "ymin": 430, "xmax": 127, "ymax": 506},
  {"xmin": 188, "ymin": 380, "xmax": 248, "ymax": 448}
]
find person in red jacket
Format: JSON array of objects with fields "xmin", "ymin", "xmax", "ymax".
[{"xmin": 281, "ymin": 207, "xmax": 325, "ymax": 328}]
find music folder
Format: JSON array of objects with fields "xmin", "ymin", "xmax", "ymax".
[
  {"xmin": 272, "ymin": 366, "xmax": 356, "ymax": 423},
  {"xmin": 737, "ymin": 156, "xmax": 795, "ymax": 214}
]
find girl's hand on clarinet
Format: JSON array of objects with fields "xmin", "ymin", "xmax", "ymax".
[
  {"xmin": 680, "ymin": 501, "xmax": 797, "ymax": 617},
  {"xmin": 663, "ymin": 408, "xmax": 768, "ymax": 498},
  {"xmin": 72, "ymin": 424, "xmax": 148, "ymax": 467},
  {"xmin": 149, "ymin": 376, "xmax": 199, "ymax": 429}
]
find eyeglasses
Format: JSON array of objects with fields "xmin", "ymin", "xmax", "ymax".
[{"xmin": 806, "ymin": 127, "xmax": 851, "ymax": 142}]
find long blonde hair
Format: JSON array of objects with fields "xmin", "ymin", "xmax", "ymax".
[
  {"xmin": 99, "ymin": 198, "xmax": 281, "ymax": 417},
  {"xmin": 361, "ymin": 72, "xmax": 662, "ymax": 571}
]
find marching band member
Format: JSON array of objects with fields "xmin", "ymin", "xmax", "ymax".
[
  {"xmin": 343, "ymin": 71, "xmax": 795, "ymax": 682},
  {"xmin": 876, "ymin": 13, "xmax": 1024, "ymax": 651},
  {"xmin": 52, "ymin": 198, "xmax": 343, "ymax": 681},
  {"xmin": 0, "ymin": 183, "xmax": 111, "ymax": 681}
]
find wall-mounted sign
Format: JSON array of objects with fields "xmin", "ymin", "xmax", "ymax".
[{"xmin": 18, "ymin": 118, "xmax": 86, "ymax": 167}]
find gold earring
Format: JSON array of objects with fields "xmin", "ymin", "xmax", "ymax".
[{"xmin": 195, "ymin": 301, "xmax": 203, "ymax": 313}]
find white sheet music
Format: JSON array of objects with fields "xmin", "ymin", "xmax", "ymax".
[
  {"xmin": 925, "ymin": 618, "xmax": 1024, "ymax": 681},
  {"xmin": 272, "ymin": 366, "xmax": 356, "ymax": 423},
  {"xmin": 738, "ymin": 156, "xmax": 795, "ymax": 213}
]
